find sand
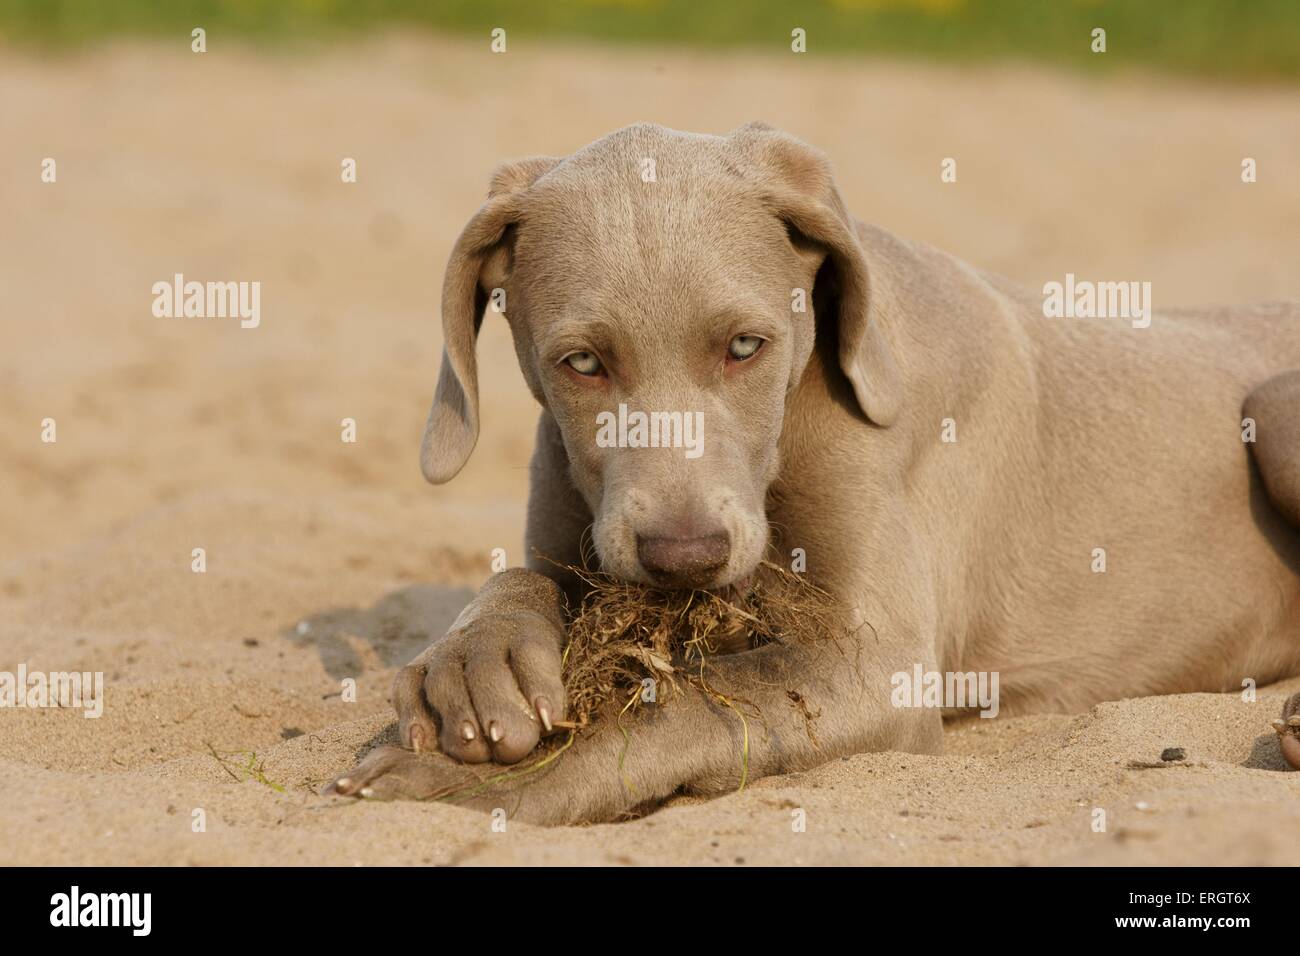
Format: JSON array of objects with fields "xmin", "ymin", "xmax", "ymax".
[{"xmin": 2, "ymin": 33, "xmax": 1299, "ymax": 865}]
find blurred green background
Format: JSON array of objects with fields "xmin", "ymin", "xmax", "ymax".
[{"xmin": 1, "ymin": 0, "xmax": 1297, "ymax": 81}]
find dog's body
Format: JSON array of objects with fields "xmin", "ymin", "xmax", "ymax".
[{"xmin": 330, "ymin": 123, "xmax": 1300, "ymax": 822}]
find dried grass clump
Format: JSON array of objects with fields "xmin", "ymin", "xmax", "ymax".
[{"xmin": 559, "ymin": 560, "xmax": 842, "ymax": 733}]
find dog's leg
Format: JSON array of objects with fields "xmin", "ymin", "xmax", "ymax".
[
  {"xmin": 1244, "ymin": 370, "xmax": 1300, "ymax": 527},
  {"xmin": 1244, "ymin": 373, "xmax": 1300, "ymax": 762}
]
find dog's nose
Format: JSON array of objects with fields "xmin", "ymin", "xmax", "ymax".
[{"xmin": 636, "ymin": 532, "xmax": 730, "ymax": 587}]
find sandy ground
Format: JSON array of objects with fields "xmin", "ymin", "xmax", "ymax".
[{"xmin": 2, "ymin": 33, "xmax": 1299, "ymax": 865}]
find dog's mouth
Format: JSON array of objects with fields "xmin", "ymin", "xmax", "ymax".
[
  {"xmin": 612, "ymin": 568, "xmax": 755, "ymax": 601},
  {"xmin": 716, "ymin": 573, "xmax": 755, "ymax": 604}
]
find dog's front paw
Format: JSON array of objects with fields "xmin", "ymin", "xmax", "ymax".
[
  {"xmin": 325, "ymin": 746, "xmax": 493, "ymax": 803},
  {"xmin": 324, "ymin": 740, "xmax": 588, "ymax": 825},
  {"xmin": 392, "ymin": 609, "xmax": 566, "ymax": 765}
]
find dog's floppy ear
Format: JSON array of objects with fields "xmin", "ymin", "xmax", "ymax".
[
  {"xmin": 420, "ymin": 156, "xmax": 562, "ymax": 484},
  {"xmin": 729, "ymin": 122, "xmax": 902, "ymax": 426}
]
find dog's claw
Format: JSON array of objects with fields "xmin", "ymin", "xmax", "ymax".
[
  {"xmin": 536, "ymin": 696, "xmax": 554, "ymax": 733},
  {"xmin": 325, "ymin": 775, "xmax": 361, "ymax": 797}
]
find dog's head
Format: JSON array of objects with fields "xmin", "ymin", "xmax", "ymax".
[{"xmin": 421, "ymin": 123, "xmax": 900, "ymax": 589}]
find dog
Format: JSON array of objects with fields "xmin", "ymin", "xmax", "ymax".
[{"xmin": 328, "ymin": 122, "xmax": 1300, "ymax": 821}]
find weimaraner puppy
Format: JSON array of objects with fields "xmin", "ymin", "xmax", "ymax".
[{"xmin": 328, "ymin": 122, "xmax": 1300, "ymax": 821}]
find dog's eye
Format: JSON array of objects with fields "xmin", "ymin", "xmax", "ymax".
[
  {"xmin": 728, "ymin": 335, "xmax": 764, "ymax": 361},
  {"xmin": 563, "ymin": 351, "xmax": 603, "ymax": 376}
]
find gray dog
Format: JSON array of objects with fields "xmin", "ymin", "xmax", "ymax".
[{"xmin": 328, "ymin": 122, "xmax": 1300, "ymax": 822}]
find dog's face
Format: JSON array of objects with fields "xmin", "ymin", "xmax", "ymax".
[
  {"xmin": 422, "ymin": 124, "xmax": 901, "ymax": 589},
  {"xmin": 510, "ymin": 137, "xmax": 822, "ymax": 589}
]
